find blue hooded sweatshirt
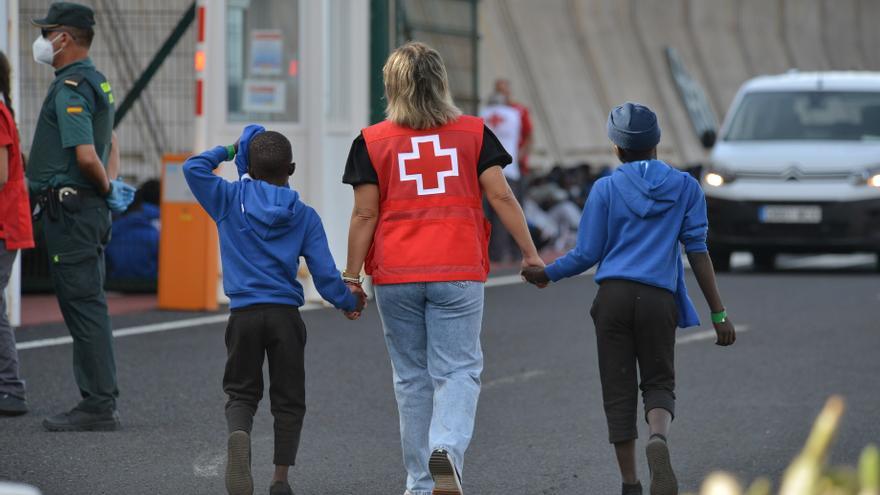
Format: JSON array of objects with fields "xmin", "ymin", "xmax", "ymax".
[
  {"xmin": 544, "ymin": 160, "xmax": 708, "ymax": 328},
  {"xmin": 183, "ymin": 146, "xmax": 357, "ymax": 311}
]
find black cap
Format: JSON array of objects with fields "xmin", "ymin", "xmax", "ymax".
[{"xmin": 32, "ymin": 2, "xmax": 95, "ymax": 29}]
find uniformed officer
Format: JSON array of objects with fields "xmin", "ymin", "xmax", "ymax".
[{"xmin": 27, "ymin": 2, "xmax": 135, "ymax": 432}]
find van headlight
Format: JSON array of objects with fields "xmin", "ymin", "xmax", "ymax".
[
  {"xmin": 702, "ymin": 168, "xmax": 736, "ymax": 187},
  {"xmin": 856, "ymin": 168, "xmax": 880, "ymax": 188}
]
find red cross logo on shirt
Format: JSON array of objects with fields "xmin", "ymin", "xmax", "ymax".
[
  {"xmin": 485, "ymin": 112, "xmax": 505, "ymax": 129},
  {"xmin": 398, "ymin": 135, "xmax": 460, "ymax": 196}
]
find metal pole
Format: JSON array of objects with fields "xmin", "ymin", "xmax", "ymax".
[
  {"xmin": 370, "ymin": 0, "xmax": 392, "ymax": 124},
  {"xmin": 114, "ymin": 2, "xmax": 196, "ymax": 127},
  {"xmin": 471, "ymin": 0, "xmax": 479, "ymax": 115}
]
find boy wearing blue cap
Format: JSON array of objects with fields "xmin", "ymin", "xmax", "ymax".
[
  {"xmin": 523, "ymin": 103, "xmax": 736, "ymax": 495},
  {"xmin": 184, "ymin": 126, "xmax": 366, "ymax": 495}
]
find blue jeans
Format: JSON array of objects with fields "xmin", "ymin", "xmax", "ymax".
[{"xmin": 374, "ymin": 281, "xmax": 485, "ymax": 495}]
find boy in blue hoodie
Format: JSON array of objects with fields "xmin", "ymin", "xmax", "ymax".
[
  {"xmin": 523, "ymin": 103, "xmax": 736, "ymax": 495},
  {"xmin": 183, "ymin": 126, "xmax": 365, "ymax": 495}
]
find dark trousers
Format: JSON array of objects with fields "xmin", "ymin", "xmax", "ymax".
[
  {"xmin": 0, "ymin": 241, "xmax": 25, "ymax": 399},
  {"xmin": 44, "ymin": 196, "xmax": 117, "ymax": 413},
  {"xmin": 590, "ymin": 279, "xmax": 677, "ymax": 444},
  {"xmin": 223, "ymin": 304, "xmax": 307, "ymax": 466}
]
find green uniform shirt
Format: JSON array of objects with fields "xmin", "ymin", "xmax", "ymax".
[{"xmin": 27, "ymin": 57, "xmax": 115, "ymax": 194}]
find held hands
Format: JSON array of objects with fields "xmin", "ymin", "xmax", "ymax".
[
  {"xmin": 233, "ymin": 124, "xmax": 266, "ymax": 177},
  {"xmin": 106, "ymin": 179, "xmax": 136, "ymax": 213},
  {"xmin": 714, "ymin": 317, "xmax": 736, "ymax": 346},
  {"xmin": 521, "ymin": 253, "xmax": 549, "ymax": 288},
  {"xmin": 343, "ymin": 283, "xmax": 368, "ymax": 320}
]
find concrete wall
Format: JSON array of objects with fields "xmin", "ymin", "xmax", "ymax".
[{"xmin": 479, "ymin": 0, "xmax": 880, "ymax": 169}]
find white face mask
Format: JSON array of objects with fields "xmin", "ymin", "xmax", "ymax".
[{"xmin": 32, "ymin": 34, "xmax": 63, "ymax": 66}]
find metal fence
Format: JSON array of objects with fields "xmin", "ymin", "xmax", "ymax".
[
  {"xmin": 18, "ymin": 0, "xmax": 196, "ymax": 186},
  {"xmin": 18, "ymin": 0, "xmax": 195, "ymax": 292},
  {"xmin": 396, "ymin": 0, "xmax": 479, "ymax": 115}
]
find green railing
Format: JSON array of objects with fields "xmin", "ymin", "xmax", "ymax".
[{"xmin": 370, "ymin": 0, "xmax": 480, "ymax": 123}]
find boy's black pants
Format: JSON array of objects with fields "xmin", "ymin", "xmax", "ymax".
[
  {"xmin": 224, "ymin": 304, "xmax": 307, "ymax": 466},
  {"xmin": 590, "ymin": 280, "xmax": 678, "ymax": 444}
]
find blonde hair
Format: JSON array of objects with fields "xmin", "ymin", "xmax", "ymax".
[{"xmin": 383, "ymin": 42, "xmax": 462, "ymax": 130}]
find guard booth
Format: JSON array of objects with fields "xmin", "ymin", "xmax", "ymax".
[{"xmin": 158, "ymin": 0, "xmax": 369, "ymax": 308}]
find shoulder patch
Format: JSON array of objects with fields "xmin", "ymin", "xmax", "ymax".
[
  {"xmin": 66, "ymin": 106, "xmax": 84, "ymax": 114},
  {"xmin": 62, "ymin": 73, "xmax": 86, "ymax": 87}
]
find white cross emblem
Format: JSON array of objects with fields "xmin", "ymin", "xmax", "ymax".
[{"xmin": 397, "ymin": 135, "xmax": 460, "ymax": 196}]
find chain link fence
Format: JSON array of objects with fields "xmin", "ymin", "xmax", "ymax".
[{"xmin": 18, "ymin": 0, "xmax": 196, "ymax": 186}]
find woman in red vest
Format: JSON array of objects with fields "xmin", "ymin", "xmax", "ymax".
[
  {"xmin": 343, "ymin": 42, "xmax": 544, "ymax": 495},
  {"xmin": 0, "ymin": 50, "xmax": 34, "ymax": 416}
]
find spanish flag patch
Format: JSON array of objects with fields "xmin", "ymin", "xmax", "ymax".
[{"xmin": 66, "ymin": 106, "xmax": 83, "ymax": 113}]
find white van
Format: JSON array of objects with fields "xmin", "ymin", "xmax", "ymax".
[{"xmin": 703, "ymin": 72, "xmax": 880, "ymax": 271}]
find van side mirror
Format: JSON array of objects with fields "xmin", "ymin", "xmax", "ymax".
[{"xmin": 700, "ymin": 129, "xmax": 717, "ymax": 149}]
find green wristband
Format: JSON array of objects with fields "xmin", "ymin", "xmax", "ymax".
[
  {"xmin": 711, "ymin": 309, "xmax": 728, "ymax": 324},
  {"xmin": 225, "ymin": 144, "xmax": 236, "ymax": 161}
]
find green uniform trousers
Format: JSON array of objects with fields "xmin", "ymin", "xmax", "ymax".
[{"xmin": 43, "ymin": 194, "xmax": 118, "ymax": 413}]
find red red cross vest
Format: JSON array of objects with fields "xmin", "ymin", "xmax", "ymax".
[{"xmin": 362, "ymin": 115, "xmax": 490, "ymax": 285}]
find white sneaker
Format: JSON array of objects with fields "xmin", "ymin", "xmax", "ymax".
[{"xmin": 429, "ymin": 449, "xmax": 463, "ymax": 495}]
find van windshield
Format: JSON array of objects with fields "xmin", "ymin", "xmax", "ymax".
[{"xmin": 723, "ymin": 91, "xmax": 880, "ymax": 141}]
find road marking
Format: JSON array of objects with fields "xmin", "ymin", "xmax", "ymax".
[
  {"xmin": 194, "ymin": 434, "xmax": 273, "ymax": 478},
  {"xmin": 483, "ymin": 369, "xmax": 547, "ymax": 390},
  {"xmin": 677, "ymin": 324, "xmax": 750, "ymax": 345},
  {"xmin": 192, "ymin": 452, "xmax": 224, "ymax": 478},
  {"xmin": 17, "ymin": 272, "xmax": 583, "ymax": 351},
  {"xmin": 485, "ymin": 267, "xmax": 595, "ymax": 288},
  {"xmin": 17, "ymin": 304, "xmax": 322, "ymax": 351},
  {"xmin": 777, "ymin": 254, "xmax": 875, "ymax": 270},
  {"xmin": 728, "ymin": 252, "xmax": 874, "ymax": 271}
]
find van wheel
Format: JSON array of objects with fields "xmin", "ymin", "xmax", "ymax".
[
  {"xmin": 753, "ymin": 251, "xmax": 776, "ymax": 272},
  {"xmin": 710, "ymin": 248, "xmax": 731, "ymax": 272}
]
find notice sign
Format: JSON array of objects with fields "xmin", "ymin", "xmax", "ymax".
[
  {"xmin": 242, "ymin": 79, "xmax": 286, "ymax": 113},
  {"xmin": 249, "ymin": 29, "xmax": 283, "ymax": 76}
]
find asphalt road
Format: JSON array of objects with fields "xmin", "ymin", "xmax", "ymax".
[{"xmin": 2, "ymin": 255, "xmax": 879, "ymax": 495}]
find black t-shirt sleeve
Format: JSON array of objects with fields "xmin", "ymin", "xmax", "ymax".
[
  {"xmin": 478, "ymin": 125, "xmax": 513, "ymax": 176},
  {"xmin": 342, "ymin": 133, "xmax": 379, "ymax": 186},
  {"xmin": 343, "ymin": 126, "xmax": 512, "ymax": 185}
]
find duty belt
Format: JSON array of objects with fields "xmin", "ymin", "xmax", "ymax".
[{"xmin": 32, "ymin": 186, "xmax": 101, "ymax": 221}]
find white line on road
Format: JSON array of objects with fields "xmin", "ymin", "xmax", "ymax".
[
  {"xmin": 17, "ymin": 306, "xmax": 317, "ymax": 352},
  {"xmin": 483, "ymin": 369, "xmax": 547, "ymax": 390},
  {"xmin": 676, "ymin": 325, "xmax": 750, "ymax": 345},
  {"xmin": 17, "ymin": 272, "xmax": 571, "ymax": 352}
]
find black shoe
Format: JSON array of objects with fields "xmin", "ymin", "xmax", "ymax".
[
  {"xmin": 269, "ymin": 480, "xmax": 294, "ymax": 495},
  {"xmin": 429, "ymin": 449, "xmax": 463, "ymax": 495},
  {"xmin": 622, "ymin": 481, "xmax": 643, "ymax": 495},
  {"xmin": 0, "ymin": 393, "xmax": 28, "ymax": 416},
  {"xmin": 646, "ymin": 435, "xmax": 678, "ymax": 495},
  {"xmin": 226, "ymin": 430, "xmax": 253, "ymax": 495},
  {"xmin": 43, "ymin": 408, "xmax": 120, "ymax": 431}
]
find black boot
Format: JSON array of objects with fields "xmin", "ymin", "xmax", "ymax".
[
  {"xmin": 43, "ymin": 408, "xmax": 120, "ymax": 431},
  {"xmin": 226, "ymin": 430, "xmax": 253, "ymax": 495},
  {"xmin": 0, "ymin": 393, "xmax": 28, "ymax": 416},
  {"xmin": 622, "ymin": 481, "xmax": 643, "ymax": 495},
  {"xmin": 646, "ymin": 434, "xmax": 678, "ymax": 495},
  {"xmin": 269, "ymin": 480, "xmax": 294, "ymax": 495}
]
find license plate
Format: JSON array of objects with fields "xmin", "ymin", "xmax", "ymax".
[{"xmin": 759, "ymin": 205, "xmax": 822, "ymax": 224}]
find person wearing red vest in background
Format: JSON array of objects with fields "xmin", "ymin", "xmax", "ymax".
[
  {"xmin": 493, "ymin": 78, "xmax": 534, "ymax": 178},
  {"xmin": 343, "ymin": 42, "xmax": 544, "ymax": 495},
  {"xmin": 0, "ymin": 51, "xmax": 34, "ymax": 417}
]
